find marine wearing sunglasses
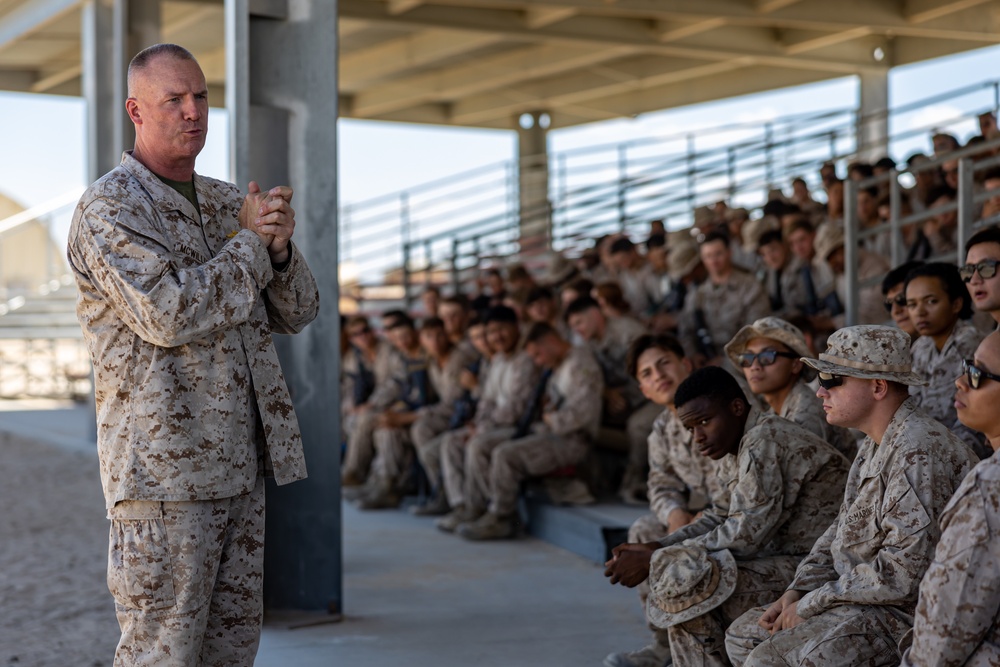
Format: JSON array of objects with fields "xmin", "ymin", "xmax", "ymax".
[
  {"xmin": 736, "ymin": 349, "xmax": 798, "ymax": 368},
  {"xmin": 961, "ymin": 359, "xmax": 1000, "ymax": 389}
]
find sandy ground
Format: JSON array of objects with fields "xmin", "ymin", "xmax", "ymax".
[{"xmin": 0, "ymin": 429, "xmax": 118, "ymax": 665}]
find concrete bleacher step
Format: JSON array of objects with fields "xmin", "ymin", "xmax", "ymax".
[
  {"xmin": 523, "ymin": 496, "xmax": 647, "ymax": 565},
  {"xmin": 0, "ymin": 286, "xmax": 83, "ymax": 339}
]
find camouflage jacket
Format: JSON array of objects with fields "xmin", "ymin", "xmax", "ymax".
[
  {"xmin": 341, "ymin": 339, "xmax": 399, "ymax": 413},
  {"xmin": 661, "ymin": 407, "xmax": 850, "ymax": 559},
  {"xmin": 779, "ymin": 379, "xmax": 858, "ymax": 460},
  {"xmin": 592, "ymin": 315, "xmax": 648, "ymax": 411},
  {"xmin": 474, "ymin": 349, "xmax": 539, "ymax": 431},
  {"xmin": 533, "ymin": 345, "xmax": 604, "ymax": 442},
  {"xmin": 680, "ymin": 269, "xmax": 771, "ymax": 356},
  {"xmin": 901, "ymin": 451, "xmax": 1000, "ymax": 667},
  {"xmin": 910, "ymin": 320, "xmax": 989, "ymax": 458},
  {"xmin": 790, "ymin": 398, "xmax": 978, "ymax": 619},
  {"xmin": 68, "ymin": 152, "xmax": 319, "ymax": 509}
]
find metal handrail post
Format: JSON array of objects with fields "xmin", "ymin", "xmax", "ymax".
[
  {"xmin": 402, "ymin": 241, "xmax": 412, "ymax": 310},
  {"xmin": 727, "ymin": 147, "xmax": 736, "ymax": 197},
  {"xmin": 844, "ymin": 178, "xmax": 860, "ymax": 326},
  {"xmin": 957, "ymin": 157, "xmax": 975, "ymax": 261},
  {"xmin": 400, "ymin": 192, "xmax": 412, "ymax": 310},
  {"xmin": 424, "ymin": 239, "xmax": 433, "ymax": 288},
  {"xmin": 888, "ymin": 170, "xmax": 903, "ymax": 267},
  {"xmin": 686, "ymin": 134, "xmax": 696, "ymax": 208},
  {"xmin": 617, "ymin": 144, "xmax": 628, "ymax": 230},
  {"xmin": 451, "ymin": 238, "xmax": 461, "ymax": 296},
  {"xmin": 764, "ymin": 122, "xmax": 774, "ymax": 187}
]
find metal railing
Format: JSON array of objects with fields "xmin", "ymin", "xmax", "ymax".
[
  {"xmin": 340, "ymin": 78, "xmax": 1000, "ymax": 311},
  {"xmin": 844, "ymin": 136, "xmax": 1000, "ymax": 325}
]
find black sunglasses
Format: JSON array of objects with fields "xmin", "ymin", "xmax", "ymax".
[
  {"xmin": 736, "ymin": 349, "xmax": 798, "ymax": 368},
  {"xmin": 883, "ymin": 294, "xmax": 907, "ymax": 313},
  {"xmin": 817, "ymin": 372, "xmax": 845, "ymax": 390},
  {"xmin": 962, "ymin": 359, "xmax": 1000, "ymax": 389},
  {"xmin": 959, "ymin": 259, "xmax": 1000, "ymax": 283}
]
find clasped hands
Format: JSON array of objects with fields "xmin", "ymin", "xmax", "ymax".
[
  {"xmin": 758, "ymin": 590, "xmax": 805, "ymax": 634},
  {"xmin": 239, "ymin": 181, "xmax": 296, "ymax": 264}
]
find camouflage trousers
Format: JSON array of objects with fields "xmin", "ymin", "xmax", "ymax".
[
  {"xmin": 661, "ymin": 555, "xmax": 800, "ymax": 667},
  {"xmin": 371, "ymin": 425, "xmax": 414, "ymax": 489},
  {"xmin": 106, "ymin": 477, "xmax": 265, "ymax": 667},
  {"xmin": 411, "ymin": 408, "xmax": 453, "ymax": 491},
  {"xmin": 440, "ymin": 426, "xmax": 517, "ymax": 510},
  {"xmin": 487, "ymin": 433, "xmax": 589, "ymax": 516},
  {"xmin": 343, "ymin": 410, "xmax": 378, "ymax": 482},
  {"xmin": 725, "ymin": 603, "xmax": 908, "ymax": 666}
]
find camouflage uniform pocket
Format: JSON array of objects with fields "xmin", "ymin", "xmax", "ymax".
[{"xmin": 107, "ymin": 501, "xmax": 176, "ymax": 612}]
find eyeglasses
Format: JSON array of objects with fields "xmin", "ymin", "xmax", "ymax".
[
  {"xmin": 736, "ymin": 349, "xmax": 798, "ymax": 368},
  {"xmin": 817, "ymin": 372, "xmax": 845, "ymax": 390},
  {"xmin": 962, "ymin": 359, "xmax": 1000, "ymax": 389},
  {"xmin": 959, "ymin": 259, "xmax": 1000, "ymax": 283},
  {"xmin": 349, "ymin": 327, "xmax": 372, "ymax": 338},
  {"xmin": 883, "ymin": 295, "xmax": 906, "ymax": 313}
]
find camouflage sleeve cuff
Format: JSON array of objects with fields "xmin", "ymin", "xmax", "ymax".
[
  {"xmin": 794, "ymin": 588, "xmax": 825, "ymax": 619},
  {"xmin": 227, "ymin": 229, "xmax": 273, "ymax": 289}
]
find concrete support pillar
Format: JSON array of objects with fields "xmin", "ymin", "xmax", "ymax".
[
  {"xmin": 515, "ymin": 110, "xmax": 551, "ymax": 255},
  {"xmin": 82, "ymin": 0, "xmax": 125, "ymax": 182},
  {"xmin": 857, "ymin": 68, "xmax": 890, "ymax": 162},
  {"xmin": 226, "ymin": 0, "xmax": 342, "ymax": 613},
  {"xmin": 81, "ymin": 0, "xmax": 161, "ymax": 183}
]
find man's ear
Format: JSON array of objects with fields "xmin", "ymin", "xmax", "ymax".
[
  {"xmin": 871, "ymin": 378, "xmax": 890, "ymax": 401},
  {"xmin": 681, "ymin": 357, "xmax": 694, "ymax": 374},
  {"xmin": 730, "ymin": 397, "xmax": 747, "ymax": 418},
  {"xmin": 126, "ymin": 98, "xmax": 142, "ymax": 125}
]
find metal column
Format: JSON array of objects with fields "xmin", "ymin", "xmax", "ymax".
[
  {"xmin": 227, "ymin": 0, "xmax": 342, "ymax": 612},
  {"xmin": 82, "ymin": 0, "xmax": 161, "ymax": 183},
  {"xmin": 856, "ymin": 68, "xmax": 890, "ymax": 162},
  {"xmin": 82, "ymin": 0, "xmax": 125, "ymax": 182}
]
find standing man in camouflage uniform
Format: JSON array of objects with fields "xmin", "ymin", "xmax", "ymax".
[
  {"xmin": 605, "ymin": 367, "xmax": 849, "ymax": 667},
  {"xmin": 679, "ymin": 231, "xmax": 770, "ymax": 367},
  {"xmin": 67, "ymin": 44, "xmax": 319, "ymax": 665},
  {"xmin": 725, "ymin": 317, "xmax": 856, "ymax": 460},
  {"xmin": 725, "ymin": 326, "xmax": 978, "ymax": 667},
  {"xmin": 458, "ymin": 323, "xmax": 604, "ymax": 540},
  {"xmin": 901, "ymin": 331, "xmax": 1000, "ymax": 666}
]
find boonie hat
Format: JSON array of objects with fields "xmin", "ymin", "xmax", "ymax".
[
  {"xmin": 667, "ymin": 241, "xmax": 702, "ymax": 281},
  {"xmin": 541, "ymin": 253, "xmax": 578, "ymax": 289},
  {"xmin": 800, "ymin": 325, "xmax": 928, "ymax": 386},
  {"xmin": 813, "ymin": 224, "xmax": 845, "ymax": 262},
  {"xmin": 646, "ymin": 545, "xmax": 737, "ymax": 629},
  {"xmin": 741, "ymin": 216, "xmax": 780, "ymax": 253},
  {"xmin": 724, "ymin": 316, "xmax": 816, "ymax": 381}
]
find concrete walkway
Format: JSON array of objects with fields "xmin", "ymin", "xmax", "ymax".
[{"xmin": 0, "ymin": 401, "xmax": 650, "ymax": 667}]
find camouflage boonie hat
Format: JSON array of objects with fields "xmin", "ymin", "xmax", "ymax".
[
  {"xmin": 813, "ymin": 223, "xmax": 845, "ymax": 261},
  {"xmin": 646, "ymin": 545, "xmax": 737, "ymax": 629},
  {"xmin": 741, "ymin": 216, "xmax": 780, "ymax": 253},
  {"xmin": 667, "ymin": 241, "xmax": 701, "ymax": 281},
  {"xmin": 725, "ymin": 316, "xmax": 816, "ymax": 381},
  {"xmin": 801, "ymin": 325, "xmax": 928, "ymax": 386}
]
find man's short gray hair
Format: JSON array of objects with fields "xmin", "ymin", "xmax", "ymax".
[{"xmin": 127, "ymin": 43, "xmax": 197, "ymax": 97}]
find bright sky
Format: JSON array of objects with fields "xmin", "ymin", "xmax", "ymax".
[{"xmin": 1, "ymin": 43, "xmax": 998, "ymax": 247}]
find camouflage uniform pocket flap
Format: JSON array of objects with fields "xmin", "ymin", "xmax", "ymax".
[{"xmin": 107, "ymin": 501, "xmax": 176, "ymax": 612}]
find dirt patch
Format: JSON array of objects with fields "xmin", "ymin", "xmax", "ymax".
[{"xmin": 0, "ymin": 431, "xmax": 117, "ymax": 666}]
